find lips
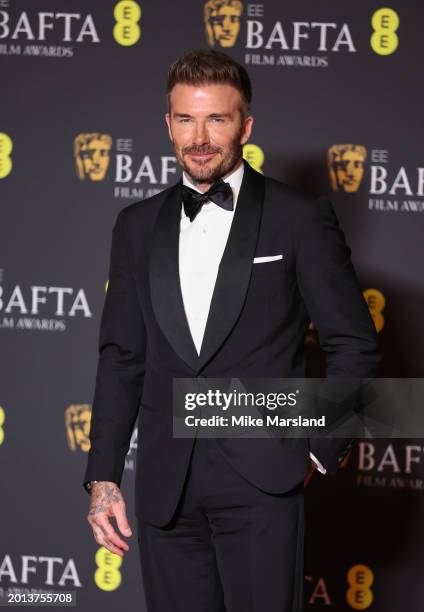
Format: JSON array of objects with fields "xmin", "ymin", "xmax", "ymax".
[{"xmin": 189, "ymin": 152, "xmax": 216, "ymax": 159}]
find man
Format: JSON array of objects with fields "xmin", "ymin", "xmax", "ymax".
[{"xmin": 84, "ymin": 49, "xmax": 379, "ymax": 611}]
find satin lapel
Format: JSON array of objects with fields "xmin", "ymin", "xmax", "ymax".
[
  {"xmin": 149, "ymin": 181, "xmax": 199, "ymax": 371},
  {"xmin": 197, "ymin": 160, "xmax": 265, "ymax": 373}
]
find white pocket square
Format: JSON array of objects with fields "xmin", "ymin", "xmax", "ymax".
[{"xmin": 253, "ymin": 254, "xmax": 283, "ymax": 263}]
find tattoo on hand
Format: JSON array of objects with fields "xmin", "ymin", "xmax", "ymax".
[{"xmin": 88, "ymin": 482, "xmax": 122, "ymax": 515}]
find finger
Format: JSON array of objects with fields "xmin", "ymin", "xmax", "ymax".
[
  {"xmin": 97, "ymin": 533, "xmax": 125, "ymax": 557},
  {"xmin": 88, "ymin": 514, "xmax": 129, "ymax": 552},
  {"xmin": 92, "ymin": 526, "xmax": 104, "ymax": 544},
  {"xmin": 97, "ymin": 516, "xmax": 130, "ymax": 552},
  {"xmin": 114, "ymin": 506, "xmax": 132, "ymax": 537}
]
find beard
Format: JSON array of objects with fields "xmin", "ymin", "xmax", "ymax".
[{"xmin": 173, "ymin": 127, "xmax": 244, "ymax": 186}]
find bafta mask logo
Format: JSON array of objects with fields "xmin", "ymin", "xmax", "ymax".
[
  {"xmin": 65, "ymin": 403, "xmax": 92, "ymax": 452},
  {"xmin": 327, "ymin": 144, "xmax": 367, "ymax": 193},
  {"xmin": 74, "ymin": 133, "xmax": 112, "ymax": 181},
  {"xmin": 204, "ymin": 0, "xmax": 243, "ymax": 48},
  {"xmin": 363, "ymin": 288, "xmax": 385, "ymax": 333}
]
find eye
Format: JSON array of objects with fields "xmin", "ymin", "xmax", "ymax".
[{"xmin": 211, "ymin": 117, "xmax": 224, "ymax": 123}]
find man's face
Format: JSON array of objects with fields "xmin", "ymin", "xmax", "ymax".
[{"xmin": 165, "ymin": 83, "xmax": 253, "ymax": 188}]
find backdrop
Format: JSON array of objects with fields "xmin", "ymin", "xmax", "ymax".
[{"xmin": 1, "ymin": 1, "xmax": 423, "ymax": 610}]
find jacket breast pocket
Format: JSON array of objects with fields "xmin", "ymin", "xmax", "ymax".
[
  {"xmin": 248, "ymin": 257, "xmax": 289, "ymax": 302},
  {"xmin": 251, "ymin": 257, "xmax": 287, "ymax": 277}
]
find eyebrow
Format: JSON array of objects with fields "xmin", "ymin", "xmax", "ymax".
[{"xmin": 173, "ymin": 112, "xmax": 232, "ymax": 118}]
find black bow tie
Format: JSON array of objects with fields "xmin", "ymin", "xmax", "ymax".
[{"xmin": 181, "ymin": 178, "xmax": 233, "ymax": 222}]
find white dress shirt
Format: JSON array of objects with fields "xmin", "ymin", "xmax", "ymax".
[{"xmin": 178, "ymin": 161, "xmax": 326, "ymax": 475}]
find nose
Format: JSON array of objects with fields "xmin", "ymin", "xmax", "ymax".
[{"xmin": 193, "ymin": 121, "xmax": 209, "ymax": 145}]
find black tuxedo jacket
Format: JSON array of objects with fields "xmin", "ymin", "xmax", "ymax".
[{"xmin": 83, "ymin": 159, "xmax": 379, "ymax": 527}]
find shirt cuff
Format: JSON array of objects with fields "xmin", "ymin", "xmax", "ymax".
[{"xmin": 309, "ymin": 451, "xmax": 327, "ymax": 474}]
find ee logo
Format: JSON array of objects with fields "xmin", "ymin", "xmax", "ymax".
[
  {"xmin": 94, "ymin": 546, "xmax": 122, "ymax": 591},
  {"xmin": 346, "ymin": 564, "xmax": 374, "ymax": 609},
  {"xmin": 243, "ymin": 144, "xmax": 265, "ymax": 175},
  {"xmin": 0, "ymin": 133, "xmax": 13, "ymax": 179},
  {"xmin": 371, "ymin": 8, "xmax": 399, "ymax": 55},
  {"xmin": 0, "ymin": 406, "xmax": 5, "ymax": 445},
  {"xmin": 113, "ymin": 0, "xmax": 142, "ymax": 46}
]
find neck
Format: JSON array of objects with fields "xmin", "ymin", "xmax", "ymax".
[{"xmin": 184, "ymin": 157, "xmax": 243, "ymax": 193}]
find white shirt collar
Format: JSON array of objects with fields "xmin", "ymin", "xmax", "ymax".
[{"xmin": 181, "ymin": 159, "xmax": 244, "ymax": 211}]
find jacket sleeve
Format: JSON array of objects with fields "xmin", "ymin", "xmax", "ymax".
[
  {"xmin": 83, "ymin": 209, "xmax": 146, "ymax": 491},
  {"xmin": 296, "ymin": 196, "xmax": 380, "ymax": 474}
]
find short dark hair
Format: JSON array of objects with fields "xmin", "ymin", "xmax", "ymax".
[{"xmin": 166, "ymin": 49, "xmax": 252, "ymax": 117}]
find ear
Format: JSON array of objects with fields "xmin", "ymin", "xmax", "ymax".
[
  {"xmin": 165, "ymin": 113, "xmax": 173, "ymax": 142},
  {"xmin": 240, "ymin": 115, "xmax": 254, "ymax": 146}
]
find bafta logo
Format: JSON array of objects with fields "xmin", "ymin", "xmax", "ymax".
[
  {"xmin": 65, "ymin": 404, "xmax": 92, "ymax": 452},
  {"xmin": 74, "ymin": 133, "xmax": 112, "ymax": 181},
  {"xmin": 204, "ymin": 0, "xmax": 243, "ymax": 48},
  {"xmin": 327, "ymin": 144, "xmax": 367, "ymax": 193},
  {"xmin": 363, "ymin": 288, "xmax": 385, "ymax": 333}
]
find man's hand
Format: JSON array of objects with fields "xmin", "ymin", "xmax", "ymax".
[
  {"xmin": 87, "ymin": 481, "xmax": 133, "ymax": 557},
  {"xmin": 303, "ymin": 459, "xmax": 316, "ymax": 488}
]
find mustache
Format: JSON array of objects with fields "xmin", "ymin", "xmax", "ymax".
[{"xmin": 183, "ymin": 146, "xmax": 222, "ymax": 155}]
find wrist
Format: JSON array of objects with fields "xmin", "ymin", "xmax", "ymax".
[{"xmin": 85, "ymin": 480, "xmax": 99, "ymax": 493}]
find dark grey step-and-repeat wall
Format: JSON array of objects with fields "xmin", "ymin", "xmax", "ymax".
[{"xmin": 1, "ymin": 1, "xmax": 423, "ymax": 610}]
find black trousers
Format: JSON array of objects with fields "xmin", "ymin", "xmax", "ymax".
[{"xmin": 137, "ymin": 436, "xmax": 305, "ymax": 612}]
